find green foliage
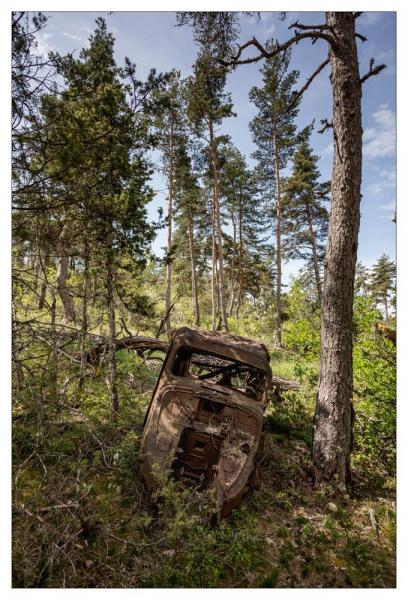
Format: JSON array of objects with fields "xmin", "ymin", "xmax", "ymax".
[
  {"xmin": 352, "ymin": 297, "xmax": 396, "ymax": 474},
  {"xmin": 12, "ymin": 12, "xmax": 396, "ymax": 590},
  {"xmin": 283, "ymin": 279, "xmax": 321, "ymax": 356}
]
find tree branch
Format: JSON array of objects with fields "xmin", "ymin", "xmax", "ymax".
[
  {"xmin": 286, "ymin": 58, "xmax": 330, "ymax": 114},
  {"xmin": 222, "ymin": 30, "xmax": 336, "ymax": 67},
  {"xmin": 318, "ymin": 119, "xmax": 333, "ymax": 134},
  {"xmin": 360, "ymin": 58, "xmax": 386, "ymax": 84},
  {"xmin": 289, "ymin": 20, "xmax": 331, "ymax": 33}
]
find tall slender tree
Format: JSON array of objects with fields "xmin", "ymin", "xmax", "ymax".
[
  {"xmin": 221, "ymin": 10, "xmax": 385, "ymax": 484},
  {"xmin": 185, "ymin": 51, "xmax": 235, "ymax": 330},
  {"xmin": 283, "ymin": 134, "xmax": 329, "ymax": 306},
  {"xmin": 219, "ymin": 143, "xmax": 270, "ymax": 318},
  {"xmin": 153, "ymin": 70, "xmax": 187, "ymax": 333},
  {"xmin": 172, "ymin": 139, "xmax": 206, "ymax": 327},
  {"xmin": 249, "ymin": 44, "xmax": 302, "ymax": 347}
]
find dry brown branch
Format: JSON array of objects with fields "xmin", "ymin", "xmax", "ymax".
[
  {"xmin": 318, "ymin": 118, "xmax": 333, "ymax": 134},
  {"xmin": 360, "ymin": 58, "xmax": 387, "ymax": 84},
  {"xmin": 286, "ymin": 58, "xmax": 330, "ymax": 114},
  {"xmin": 223, "ymin": 29, "xmax": 336, "ymax": 67}
]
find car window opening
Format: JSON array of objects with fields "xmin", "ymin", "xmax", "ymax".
[{"xmin": 172, "ymin": 349, "xmax": 266, "ymax": 398}]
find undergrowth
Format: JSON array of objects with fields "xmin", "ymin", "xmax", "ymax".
[{"xmin": 12, "ymin": 348, "xmax": 396, "ymax": 588}]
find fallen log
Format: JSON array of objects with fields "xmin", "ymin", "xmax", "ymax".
[
  {"xmin": 86, "ymin": 336, "xmax": 169, "ymax": 365},
  {"xmin": 269, "ymin": 375, "xmax": 300, "ymax": 392},
  {"xmin": 85, "ymin": 335, "xmax": 300, "ymax": 393}
]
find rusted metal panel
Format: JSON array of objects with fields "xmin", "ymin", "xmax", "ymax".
[{"xmin": 139, "ymin": 327, "xmax": 273, "ymax": 522}]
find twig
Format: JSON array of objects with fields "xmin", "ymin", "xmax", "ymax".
[
  {"xmin": 360, "ymin": 58, "xmax": 386, "ymax": 84},
  {"xmin": 285, "ymin": 58, "xmax": 330, "ymax": 114},
  {"xmin": 318, "ymin": 118, "xmax": 333, "ymax": 134}
]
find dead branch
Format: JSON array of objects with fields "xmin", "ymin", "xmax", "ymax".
[
  {"xmin": 223, "ymin": 29, "xmax": 336, "ymax": 67},
  {"xmin": 155, "ymin": 302, "xmax": 175, "ymax": 338},
  {"xmin": 318, "ymin": 118, "xmax": 333, "ymax": 134},
  {"xmin": 286, "ymin": 58, "xmax": 330, "ymax": 114},
  {"xmin": 288, "ymin": 20, "xmax": 332, "ymax": 33},
  {"xmin": 360, "ymin": 58, "xmax": 386, "ymax": 84},
  {"xmin": 86, "ymin": 336, "xmax": 169, "ymax": 366},
  {"xmin": 270, "ymin": 376, "xmax": 300, "ymax": 392}
]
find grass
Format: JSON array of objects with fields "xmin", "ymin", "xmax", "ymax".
[{"xmin": 12, "ymin": 349, "xmax": 396, "ymax": 588}]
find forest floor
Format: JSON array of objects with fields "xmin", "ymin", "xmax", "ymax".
[{"xmin": 12, "ymin": 350, "xmax": 396, "ymax": 588}]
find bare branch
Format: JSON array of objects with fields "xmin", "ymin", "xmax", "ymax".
[
  {"xmin": 286, "ymin": 57, "xmax": 330, "ymax": 114},
  {"xmin": 360, "ymin": 59, "xmax": 386, "ymax": 84},
  {"xmin": 289, "ymin": 20, "xmax": 331, "ymax": 33},
  {"xmin": 318, "ymin": 119, "xmax": 333, "ymax": 134},
  {"xmin": 355, "ymin": 32, "xmax": 367, "ymax": 42},
  {"xmin": 223, "ymin": 30, "xmax": 336, "ymax": 67}
]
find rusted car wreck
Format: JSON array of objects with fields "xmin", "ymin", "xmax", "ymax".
[{"xmin": 139, "ymin": 327, "xmax": 272, "ymax": 521}]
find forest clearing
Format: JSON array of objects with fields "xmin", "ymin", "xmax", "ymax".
[{"xmin": 11, "ymin": 10, "xmax": 396, "ymax": 589}]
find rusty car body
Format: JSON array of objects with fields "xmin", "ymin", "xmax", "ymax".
[{"xmin": 139, "ymin": 327, "xmax": 272, "ymax": 521}]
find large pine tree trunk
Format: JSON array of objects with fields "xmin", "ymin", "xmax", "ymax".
[
  {"xmin": 165, "ymin": 117, "xmax": 175, "ymax": 333},
  {"xmin": 273, "ymin": 133, "xmax": 282, "ymax": 348},
  {"xmin": 209, "ymin": 119, "xmax": 228, "ymax": 331},
  {"xmin": 312, "ymin": 12, "xmax": 362, "ymax": 485},
  {"xmin": 305, "ymin": 202, "xmax": 323, "ymax": 306},
  {"xmin": 187, "ymin": 219, "xmax": 200, "ymax": 327}
]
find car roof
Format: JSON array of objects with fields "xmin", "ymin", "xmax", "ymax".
[{"xmin": 169, "ymin": 327, "xmax": 272, "ymax": 377}]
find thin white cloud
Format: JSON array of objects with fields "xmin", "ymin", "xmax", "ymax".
[
  {"xmin": 62, "ymin": 32, "xmax": 85, "ymax": 42},
  {"xmin": 363, "ymin": 105, "xmax": 396, "ymax": 160},
  {"xmin": 367, "ymin": 170, "xmax": 395, "ymax": 197},
  {"xmin": 379, "ymin": 200, "xmax": 396, "ymax": 212}
]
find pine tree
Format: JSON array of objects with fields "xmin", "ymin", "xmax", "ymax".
[
  {"xmin": 218, "ymin": 143, "xmax": 270, "ymax": 318},
  {"xmin": 283, "ymin": 133, "xmax": 329, "ymax": 306},
  {"xmin": 184, "ymin": 18, "xmax": 235, "ymax": 331},
  {"xmin": 249, "ymin": 44, "xmax": 302, "ymax": 347},
  {"xmin": 39, "ymin": 19, "xmax": 157, "ymax": 415},
  {"xmin": 370, "ymin": 255, "xmax": 396, "ymax": 322},
  {"xmin": 172, "ymin": 138, "xmax": 206, "ymax": 327},
  {"xmin": 153, "ymin": 70, "xmax": 187, "ymax": 332}
]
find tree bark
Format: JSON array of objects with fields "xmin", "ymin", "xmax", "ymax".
[
  {"xmin": 79, "ymin": 241, "xmax": 89, "ymax": 389},
  {"xmin": 209, "ymin": 119, "xmax": 228, "ymax": 331},
  {"xmin": 38, "ymin": 242, "xmax": 50, "ymax": 310},
  {"xmin": 228, "ymin": 212, "xmax": 237, "ymax": 317},
  {"xmin": 106, "ymin": 226, "xmax": 119, "ymax": 418},
  {"xmin": 165, "ymin": 116, "xmax": 175, "ymax": 333},
  {"xmin": 211, "ymin": 200, "xmax": 217, "ymax": 331},
  {"xmin": 235, "ymin": 198, "xmax": 244, "ymax": 320},
  {"xmin": 273, "ymin": 132, "xmax": 282, "ymax": 348},
  {"xmin": 384, "ymin": 292, "xmax": 389, "ymax": 323},
  {"xmin": 305, "ymin": 201, "xmax": 323, "ymax": 306},
  {"xmin": 187, "ymin": 219, "xmax": 200, "ymax": 327},
  {"xmin": 56, "ymin": 219, "xmax": 76, "ymax": 323},
  {"xmin": 312, "ymin": 12, "xmax": 362, "ymax": 485}
]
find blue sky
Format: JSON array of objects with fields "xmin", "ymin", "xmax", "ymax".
[{"xmin": 34, "ymin": 11, "xmax": 396, "ymax": 279}]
